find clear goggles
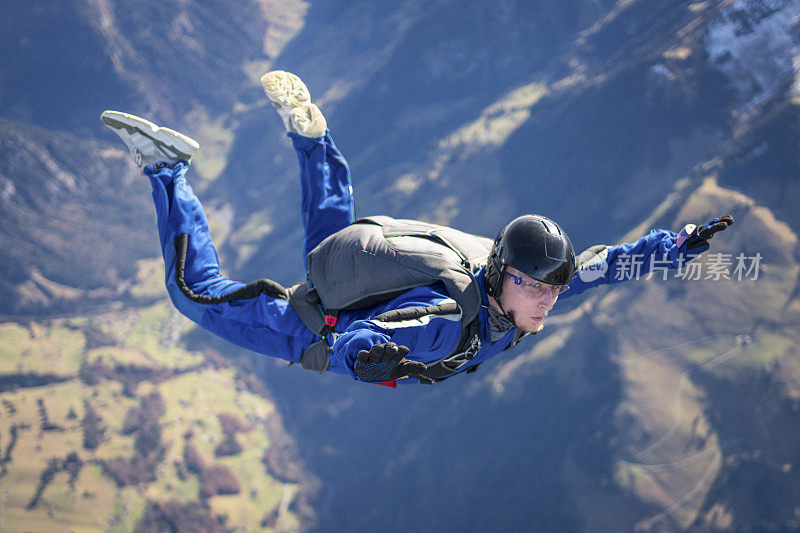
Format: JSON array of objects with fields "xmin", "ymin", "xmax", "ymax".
[{"xmin": 505, "ymin": 272, "xmax": 569, "ymax": 298}]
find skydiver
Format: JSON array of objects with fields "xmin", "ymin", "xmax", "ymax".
[{"xmin": 100, "ymin": 71, "xmax": 733, "ymax": 386}]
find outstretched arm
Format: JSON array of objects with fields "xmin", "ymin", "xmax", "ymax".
[{"xmin": 560, "ymin": 215, "xmax": 734, "ymax": 299}]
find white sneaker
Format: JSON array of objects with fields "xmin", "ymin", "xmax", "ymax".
[
  {"xmin": 100, "ymin": 110, "xmax": 200, "ymax": 171},
  {"xmin": 260, "ymin": 70, "xmax": 327, "ymax": 138}
]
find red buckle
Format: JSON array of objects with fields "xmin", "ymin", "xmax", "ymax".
[
  {"xmin": 324, "ymin": 315, "xmax": 338, "ymax": 327},
  {"xmin": 375, "ymin": 380, "xmax": 397, "ymax": 388}
]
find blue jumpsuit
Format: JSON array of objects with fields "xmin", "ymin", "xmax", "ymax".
[{"xmin": 146, "ymin": 131, "xmax": 684, "ymax": 384}]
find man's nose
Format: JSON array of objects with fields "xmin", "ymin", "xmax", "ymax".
[{"xmin": 539, "ymin": 293, "xmax": 557, "ymax": 310}]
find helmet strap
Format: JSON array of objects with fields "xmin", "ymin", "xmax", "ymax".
[
  {"xmin": 485, "ymin": 257, "xmax": 517, "ymax": 326},
  {"xmin": 495, "ymin": 295, "xmax": 517, "ymax": 327},
  {"xmin": 487, "ymin": 279, "xmax": 517, "ymax": 328}
]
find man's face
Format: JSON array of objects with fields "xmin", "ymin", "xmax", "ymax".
[{"xmin": 497, "ymin": 266, "xmax": 561, "ymax": 333}]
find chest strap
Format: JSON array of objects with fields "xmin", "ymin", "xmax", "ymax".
[
  {"xmin": 400, "ymin": 317, "xmax": 482, "ymax": 384},
  {"xmin": 286, "ymin": 291, "xmax": 487, "ymax": 383}
]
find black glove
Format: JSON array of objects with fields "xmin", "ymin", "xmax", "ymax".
[
  {"xmin": 677, "ymin": 214, "xmax": 734, "ymax": 261},
  {"xmin": 355, "ymin": 342, "xmax": 426, "ymax": 382}
]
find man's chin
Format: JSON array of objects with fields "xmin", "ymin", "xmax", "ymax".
[{"xmin": 519, "ymin": 319, "xmax": 545, "ymax": 334}]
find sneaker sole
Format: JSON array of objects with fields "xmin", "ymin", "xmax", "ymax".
[
  {"xmin": 100, "ymin": 110, "xmax": 199, "ymax": 160},
  {"xmin": 260, "ymin": 70, "xmax": 311, "ymax": 109}
]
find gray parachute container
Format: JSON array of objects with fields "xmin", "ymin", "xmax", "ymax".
[{"xmin": 306, "ymin": 216, "xmax": 494, "ymax": 328}]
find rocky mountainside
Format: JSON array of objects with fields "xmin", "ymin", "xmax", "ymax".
[{"xmin": 1, "ymin": 0, "xmax": 799, "ymax": 531}]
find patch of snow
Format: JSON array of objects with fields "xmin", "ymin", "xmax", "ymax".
[
  {"xmin": 0, "ymin": 175, "xmax": 15, "ymax": 202},
  {"xmin": 750, "ymin": 141, "xmax": 769, "ymax": 158},
  {"xmin": 705, "ymin": 0, "xmax": 800, "ymax": 108},
  {"xmin": 792, "ymin": 52, "xmax": 800, "ymax": 100},
  {"xmin": 649, "ymin": 63, "xmax": 674, "ymax": 80},
  {"xmin": 650, "ymin": 63, "xmax": 672, "ymax": 79}
]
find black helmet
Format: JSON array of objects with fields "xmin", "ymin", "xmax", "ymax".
[{"xmin": 485, "ymin": 215, "xmax": 576, "ymax": 299}]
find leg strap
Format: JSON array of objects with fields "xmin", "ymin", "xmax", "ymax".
[
  {"xmin": 174, "ymin": 234, "xmax": 333, "ymax": 373},
  {"xmin": 286, "ymin": 283, "xmax": 334, "ymax": 373}
]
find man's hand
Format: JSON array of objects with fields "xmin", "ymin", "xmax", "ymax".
[
  {"xmin": 672, "ymin": 214, "xmax": 734, "ymax": 264},
  {"xmin": 355, "ymin": 342, "xmax": 426, "ymax": 382}
]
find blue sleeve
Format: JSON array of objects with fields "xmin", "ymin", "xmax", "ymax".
[
  {"xmin": 328, "ymin": 312, "xmax": 462, "ymax": 381},
  {"xmin": 560, "ymin": 229, "xmax": 679, "ymax": 299}
]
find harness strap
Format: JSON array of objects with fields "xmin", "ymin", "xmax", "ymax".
[
  {"xmin": 283, "ymin": 283, "xmax": 336, "ymax": 372},
  {"xmin": 287, "ymin": 283, "xmax": 326, "ymax": 335},
  {"xmin": 502, "ymin": 329, "xmax": 530, "ymax": 353},
  {"xmin": 410, "ymin": 318, "xmax": 482, "ymax": 384},
  {"xmin": 377, "ymin": 301, "xmax": 481, "ymax": 382},
  {"xmin": 374, "ymin": 301, "xmax": 461, "ymax": 323},
  {"xmin": 286, "ymin": 292, "xmax": 484, "ymax": 382}
]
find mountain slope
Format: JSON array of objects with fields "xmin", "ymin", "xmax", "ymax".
[
  {"xmin": 0, "ymin": 298, "xmax": 318, "ymax": 531},
  {"xmin": 1, "ymin": 0, "xmax": 799, "ymax": 531},
  {"xmin": 0, "ymin": 118, "xmax": 156, "ymax": 317}
]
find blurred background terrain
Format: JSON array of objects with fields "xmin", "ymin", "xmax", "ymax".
[{"xmin": 1, "ymin": 0, "xmax": 799, "ymax": 531}]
